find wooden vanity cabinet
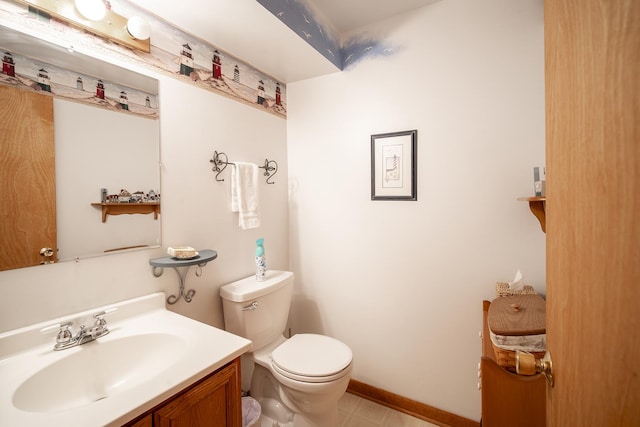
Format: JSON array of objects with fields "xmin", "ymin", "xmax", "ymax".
[
  {"xmin": 127, "ymin": 414, "xmax": 152, "ymax": 427},
  {"xmin": 480, "ymin": 301, "xmax": 546, "ymax": 427},
  {"xmin": 123, "ymin": 357, "xmax": 241, "ymax": 427}
]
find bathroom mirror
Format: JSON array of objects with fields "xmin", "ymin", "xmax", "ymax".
[{"xmin": 0, "ymin": 24, "xmax": 160, "ymax": 271}]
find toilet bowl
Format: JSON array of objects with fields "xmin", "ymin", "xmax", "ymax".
[{"xmin": 220, "ymin": 271, "xmax": 353, "ymax": 427}]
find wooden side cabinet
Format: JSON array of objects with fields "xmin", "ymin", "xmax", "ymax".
[
  {"xmin": 124, "ymin": 358, "xmax": 242, "ymax": 427},
  {"xmin": 480, "ymin": 301, "xmax": 546, "ymax": 427}
]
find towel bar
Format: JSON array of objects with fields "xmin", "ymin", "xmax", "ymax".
[{"xmin": 209, "ymin": 150, "xmax": 278, "ymax": 184}]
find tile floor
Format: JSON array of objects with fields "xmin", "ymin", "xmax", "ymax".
[{"xmin": 338, "ymin": 392, "xmax": 439, "ymax": 427}]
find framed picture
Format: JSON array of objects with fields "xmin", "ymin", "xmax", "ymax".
[{"xmin": 371, "ymin": 130, "xmax": 417, "ymax": 201}]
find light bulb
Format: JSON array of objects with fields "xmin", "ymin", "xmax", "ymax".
[
  {"xmin": 126, "ymin": 16, "xmax": 151, "ymax": 40},
  {"xmin": 75, "ymin": 0, "xmax": 106, "ymax": 21}
]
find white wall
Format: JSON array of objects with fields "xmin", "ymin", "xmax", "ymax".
[
  {"xmin": 157, "ymin": 77, "xmax": 289, "ymax": 326},
  {"xmin": 0, "ymin": 75, "xmax": 288, "ymax": 332},
  {"xmin": 286, "ymin": 0, "xmax": 545, "ymax": 421}
]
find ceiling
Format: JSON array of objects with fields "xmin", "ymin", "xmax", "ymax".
[
  {"xmin": 128, "ymin": 0, "xmax": 440, "ymax": 83},
  {"xmin": 310, "ymin": 0, "xmax": 440, "ymax": 34}
]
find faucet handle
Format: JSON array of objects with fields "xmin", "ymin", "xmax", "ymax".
[
  {"xmin": 40, "ymin": 321, "xmax": 72, "ymax": 335},
  {"xmin": 40, "ymin": 321, "xmax": 74, "ymax": 346},
  {"xmin": 91, "ymin": 307, "xmax": 117, "ymax": 338},
  {"xmin": 93, "ymin": 308, "xmax": 117, "ymax": 325},
  {"xmin": 93, "ymin": 307, "xmax": 118, "ymax": 319},
  {"xmin": 57, "ymin": 322, "xmax": 74, "ymax": 344}
]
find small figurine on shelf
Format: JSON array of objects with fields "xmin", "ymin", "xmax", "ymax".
[
  {"xmin": 132, "ymin": 191, "xmax": 145, "ymax": 202},
  {"xmin": 118, "ymin": 189, "xmax": 131, "ymax": 203}
]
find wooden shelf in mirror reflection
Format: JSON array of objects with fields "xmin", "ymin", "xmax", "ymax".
[
  {"xmin": 91, "ymin": 202, "xmax": 160, "ymax": 223},
  {"xmin": 517, "ymin": 197, "xmax": 546, "ymax": 233}
]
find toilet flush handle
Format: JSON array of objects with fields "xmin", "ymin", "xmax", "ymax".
[{"xmin": 242, "ymin": 301, "xmax": 259, "ymax": 311}]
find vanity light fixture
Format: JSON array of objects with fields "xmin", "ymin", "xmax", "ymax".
[{"xmin": 16, "ymin": 0, "xmax": 151, "ymax": 53}]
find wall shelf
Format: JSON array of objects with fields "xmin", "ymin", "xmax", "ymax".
[
  {"xmin": 517, "ymin": 197, "xmax": 546, "ymax": 233},
  {"xmin": 149, "ymin": 249, "xmax": 218, "ymax": 304},
  {"xmin": 91, "ymin": 202, "xmax": 160, "ymax": 223}
]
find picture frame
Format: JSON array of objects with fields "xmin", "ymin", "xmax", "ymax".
[{"xmin": 371, "ymin": 130, "xmax": 417, "ymax": 201}]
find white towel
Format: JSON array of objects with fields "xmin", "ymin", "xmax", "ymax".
[{"xmin": 231, "ymin": 162, "xmax": 260, "ymax": 229}]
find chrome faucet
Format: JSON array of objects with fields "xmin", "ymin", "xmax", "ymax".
[{"xmin": 42, "ymin": 309, "xmax": 116, "ymax": 351}]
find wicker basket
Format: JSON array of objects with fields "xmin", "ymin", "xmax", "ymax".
[
  {"xmin": 495, "ymin": 281, "xmax": 537, "ymax": 298},
  {"xmin": 492, "ymin": 346, "xmax": 547, "ymax": 372},
  {"xmin": 489, "ymin": 291, "xmax": 546, "ymax": 372}
]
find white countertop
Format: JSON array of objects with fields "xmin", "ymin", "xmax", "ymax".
[{"xmin": 0, "ymin": 292, "xmax": 251, "ymax": 426}]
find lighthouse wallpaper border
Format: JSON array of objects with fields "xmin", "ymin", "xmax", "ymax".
[
  {"xmin": 1, "ymin": 50, "xmax": 158, "ymax": 118},
  {"xmin": 0, "ymin": 0, "xmax": 287, "ymax": 118}
]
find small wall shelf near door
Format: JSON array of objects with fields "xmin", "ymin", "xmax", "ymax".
[
  {"xmin": 91, "ymin": 202, "xmax": 160, "ymax": 223},
  {"xmin": 149, "ymin": 249, "xmax": 218, "ymax": 305},
  {"xmin": 517, "ymin": 197, "xmax": 546, "ymax": 233}
]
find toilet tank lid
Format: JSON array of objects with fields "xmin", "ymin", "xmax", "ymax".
[{"xmin": 220, "ymin": 270, "xmax": 294, "ymax": 302}]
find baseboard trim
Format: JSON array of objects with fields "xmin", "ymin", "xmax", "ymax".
[{"xmin": 347, "ymin": 379, "xmax": 479, "ymax": 427}]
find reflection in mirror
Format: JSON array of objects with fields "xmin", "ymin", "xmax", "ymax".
[
  {"xmin": 55, "ymin": 99, "xmax": 160, "ymax": 260},
  {"xmin": 0, "ymin": 25, "xmax": 160, "ymax": 271}
]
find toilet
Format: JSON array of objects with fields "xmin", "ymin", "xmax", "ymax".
[{"xmin": 220, "ymin": 270, "xmax": 353, "ymax": 427}]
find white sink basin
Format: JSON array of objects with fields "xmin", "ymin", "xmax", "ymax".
[
  {"xmin": 13, "ymin": 333, "xmax": 186, "ymax": 413},
  {"xmin": 0, "ymin": 292, "xmax": 251, "ymax": 427}
]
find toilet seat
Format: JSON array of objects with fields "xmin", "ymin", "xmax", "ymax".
[{"xmin": 271, "ymin": 334, "xmax": 352, "ymax": 383}]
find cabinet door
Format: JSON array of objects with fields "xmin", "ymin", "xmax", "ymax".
[
  {"xmin": 127, "ymin": 414, "xmax": 152, "ymax": 427},
  {"xmin": 154, "ymin": 359, "xmax": 241, "ymax": 427}
]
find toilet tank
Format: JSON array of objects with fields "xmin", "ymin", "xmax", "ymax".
[{"xmin": 220, "ymin": 270, "xmax": 294, "ymax": 351}]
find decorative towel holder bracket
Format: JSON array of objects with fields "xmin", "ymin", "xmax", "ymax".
[{"xmin": 210, "ymin": 150, "xmax": 278, "ymax": 184}]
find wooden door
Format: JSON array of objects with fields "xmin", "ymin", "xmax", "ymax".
[
  {"xmin": 0, "ymin": 85, "xmax": 57, "ymax": 270},
  {"xmin": 545, "ymin": 0, "xmax": 640, "ymax": 425}
]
